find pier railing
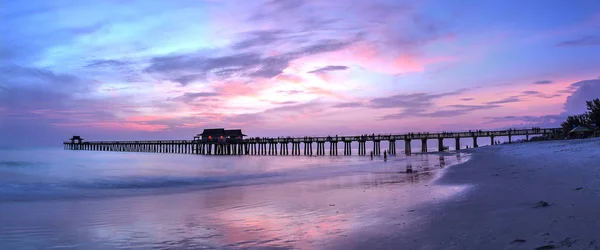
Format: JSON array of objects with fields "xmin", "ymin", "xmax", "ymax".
[{"xmin": 63, "ymin": 127, "xmax": 563, "ymax": 156}]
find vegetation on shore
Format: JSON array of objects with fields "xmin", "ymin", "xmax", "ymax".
[{"xmin": 561, "ymin": 98, "xmax": 600, "ymax": 134}]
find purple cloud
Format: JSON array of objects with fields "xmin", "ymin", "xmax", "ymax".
[
  {"xmin": 232, "ymin": 30, "xmax": 285, "ymax": 49},
  {"xmin": 332, "ymin": 102, "xmax": 363, "ymax": 108},
  {"xmin": 86, "ymin": 59, "xmax": 128, "ymax": 68},
  {"xmin": 533, "ymin": 80, "xmax": 553, "ymax": 85},
  {"xmin": 381, "ymin": 104, "xmax": 501, "ymax": 120},
  {"xmin": 484, "ymin": 115, "xmax": 565, "ymax": 126},
  {"xmin": 556, "ymin": 35, "xmax": 600, "ymax": 47},
  {"xmin": 145, "ymin": 39, "xmax": 351, "ymax": 85},
  {"xmin": 308, "ymin": 65, "xmax": 349, "ymax": 74},
  {"xmin": 170, "ymin": 92, "xmax": 220, "ymax": 103},
  {"xmin": 563, "ymin": 79, "xmax": 600, "ymax": 115},
  {"xmin": 486, "ymin": 96, "xmax": 521, "ymax": 105},
  {"xmin": 369, "ymin": 90, "xmax": 464, "ymax": 109}
]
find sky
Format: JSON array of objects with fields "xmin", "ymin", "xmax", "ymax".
[{"xmin": 1, "ymin": 0, "xmax": 600, "ymax": 146}]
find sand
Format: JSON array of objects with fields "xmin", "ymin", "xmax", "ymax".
[{"xmin": 351, "ymin": 138, "xmax": 600, "ymax": 250}]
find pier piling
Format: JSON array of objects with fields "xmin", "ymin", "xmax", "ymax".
[{"xmin": 64, "ymin": 128, "xmax": 563, "ymax": 157}]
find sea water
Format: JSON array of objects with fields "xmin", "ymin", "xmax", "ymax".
[{"xmin": 0, "ymin": 147, "xmax": 468, "ymax": 249}]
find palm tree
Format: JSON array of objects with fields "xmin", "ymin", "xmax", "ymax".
[{"xmin": 585, "ymin": 98, "xmax": 600, "ymax": 128}]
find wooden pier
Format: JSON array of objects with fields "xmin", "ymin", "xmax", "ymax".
[{"xmin": 64, "ymin": 128, "xmax": 562, "ymax": 156}]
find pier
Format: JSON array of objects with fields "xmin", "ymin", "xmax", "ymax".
[{"xmin": 64, "ymin": 128, "xmax": 562, "ymax": 156}]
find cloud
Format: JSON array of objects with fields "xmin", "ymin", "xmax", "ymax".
[
  {"xmin": 483, "ymin": 78, "xmax": 600, "ymax": 128},
  {"xmin": 0, "ymin": 65, "xmax": 84, "ymax": 91},
  {"xmin": 68, "ymin": 22, "xmax": 105, "ymax": 35},
  {"xmin": 533, "ymin": 80, "xmax": 553, "ymax": 85},
  {"xmin": 249, "ymin": 0, "xmax": 306, "ymax": 21},
  {"xmin": 145, "ymin": 39, "xmax": 352, "ymax": 85},
  {"xmin": 240, "ymin": 0, "xmax": 452, "ymax": 75},
  {"xmin": 538, "ymin": 94, "xmax": 562, "ymax": 99},
  {"xmin": 0, "ymin": 64, "xmax": 184, "ymax": 146},
  {"xmin": 556, "ymin": 35, "xmax": 600, "ymax": 47},
  {"xmin": 381, "ymin": 104, "xmax": 500, "ymax": 120},
  {"xmin": 170, "ymin": 92, "xmax": 220, "ymax": 103},
  {"xmin": 563, "ymin": 79, "xmax": 600, "ymax": 115},
  {"xmin": 483, "ymin": 115, "xmax": 564, "ymax": 126},
  {"xmin": 277, "ymin": 90, "xmax": 305, "ymax": 95},
  {"xmin": 332, "ymin": 102, "xmax": 363, "ymax": 108},
  {"xmin": 460, "ymin": 98, "xmax": 474, "ymax": 101},
  {"xmin": 271, "ymin": 101, "xmax": 298, "ymax": 105},
  {"xmin": 308, "ymin": 65, "xmax": 349, "ymax": 74},
  {"xmin": 369, "ymin": 90, "xmax": 464, "ymax": 109},
  {"xmin": 219, "ymin": 101, "xmax": 325, "ymax": 126},
  {"xmin": 145, "ymin": 52, "xmax": 260, "ymax": 85},
  {"xmin": 518, "ymin": 90, "xmax": 561, "ymax": 99},
  {"xmin": 232, "ymin": 30, "xmax": 285, "ymax": 50},
  {"xmin": 424, "ymin": 104, "xmax": 500, "ymax": 117},
  {"xmin": 86, "ymin": 59, "xmax": 128, "ymax": 68},
  {"xmin": 486, "ymin": 96, "xmax": 521, "ymax": 105},
  {"xmin": 368, "ymin": 90, "xmax": 471, "ymax": 120}
]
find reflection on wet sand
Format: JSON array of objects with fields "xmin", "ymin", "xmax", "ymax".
[{"xmin": 0, "ymin": 154, "xmax": 468, "ymax": 249}]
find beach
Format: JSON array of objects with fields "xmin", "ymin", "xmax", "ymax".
[
  {"xmin": 350, "ymin": 138, "xmax": 600, "ymax": 250},
  {"xmin": 1, "ymin": 139, "xmax": 599, "ymax": 249}
]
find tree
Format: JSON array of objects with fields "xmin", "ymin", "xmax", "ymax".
[
  {"xmin": 561, "ymin": 114, "xmax": 590, "ymax": 134},
  {"xmin": 585, "ymin": 98, "xmax": 600, "ymax": 127}
]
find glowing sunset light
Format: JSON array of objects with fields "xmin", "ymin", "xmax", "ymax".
[{"xmin": 1, "ymin": 1, "xmax": 599, "ymax": 145}]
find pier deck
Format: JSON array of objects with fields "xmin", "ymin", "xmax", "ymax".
[{"xmin": 64, "ymin": 128, "xmax": 562, "ymax": 156}]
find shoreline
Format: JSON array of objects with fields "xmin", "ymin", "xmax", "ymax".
[{"xmin": 351, "ymin": 138, "xmax": 600, "ymax": 249}]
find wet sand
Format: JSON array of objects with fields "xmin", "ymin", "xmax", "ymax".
[
  {"xmin": 0, "ymin": 153, "xmax": 467, "ymax": 249},
  {"xmin": 350, "ymin": 138, "xmax": 600, "ymax": 250}
]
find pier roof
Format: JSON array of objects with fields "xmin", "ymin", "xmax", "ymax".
[
  {"xmin": 197, "ymin": 128, "xmax": 246, "ymax": 138},
  {"xmin": 225, "ymin": 129, "xmax": 246, "ymax": 137},
  {"xmin": 199, "ymin": 128, "xmax": 225, "ymax": 135}
]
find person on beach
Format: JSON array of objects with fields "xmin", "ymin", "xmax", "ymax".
[
  {"xmin": 384, "ymin": 151, "xmax": 387, "ymax": 161},
  {"xmin": 370, "ymin": 151, "xmax": 373, "ymax": 160}
]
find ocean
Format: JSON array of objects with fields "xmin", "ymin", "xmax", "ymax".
[{"xmin": 0, "ymin": 147, "xmax": 468, "ymax": 249}]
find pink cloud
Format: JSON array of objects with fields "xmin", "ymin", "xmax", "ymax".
[
  {"xmin": 54, "ymin": 122, "xmax": 169, "ymax": 132},
  {"xmin": 175, "ymin": 122, "xmax": 207, "ymax": 128},
  {"xmin": 125, "ymin": 115, "xmax": 174, "ymax": 122},
  {"xmin": 274, "ymin": 74, "xmax": 304, "ymax": 83},
  {"xmin": 392, "ymin": 55, "xmax": 425, "ymax": 72},
  {"xmin": 305, "ymin": 87, "xmax": 348, "ymax": 99},
  {"xmin": 296, "ymin": 42, "xmax": 456, "ymax": 75},
  {"xmin": 212, "ymin": 80, "xmax": 271, "ymax": 97}
]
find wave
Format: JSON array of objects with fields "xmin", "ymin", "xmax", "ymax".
[
  {"xmin": 69, "ymin": 173, "xmax": 281, "ymax": 190},
  {"xmin": 0, "ymin": 173, "xmax": 285, "ymax": 201},
  {"xmin": 0, "ymin": 160, "xmax": 39, "ymax": 168}
]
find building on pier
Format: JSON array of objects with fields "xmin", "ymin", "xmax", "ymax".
[
  {"xmin": 224, "ymin": 129, "xmax": 246, "ymax": 139},
  {"xmin": 69, "ymin": 136, "xmax": 83, "ymax": 144},
  {"xmin": 194, "ymin": 128, "xmax": 246, "ymax": 142}
]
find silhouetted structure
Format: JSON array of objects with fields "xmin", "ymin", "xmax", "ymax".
[
  {"xmin": 69, "ymin": 136, "xmax": 83, "ymax": 144},
  {"xmin": 64, "ymin": 128, "xmax": 563, "ymax": 156},
  {"xmin": 194, "ymin": 128, "xmax": 246, "ymax": 141}
]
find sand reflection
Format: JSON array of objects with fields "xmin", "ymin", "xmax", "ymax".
[{"xmin": 0, "ymin": 154, "xmax": 469, "ymax": 249}]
